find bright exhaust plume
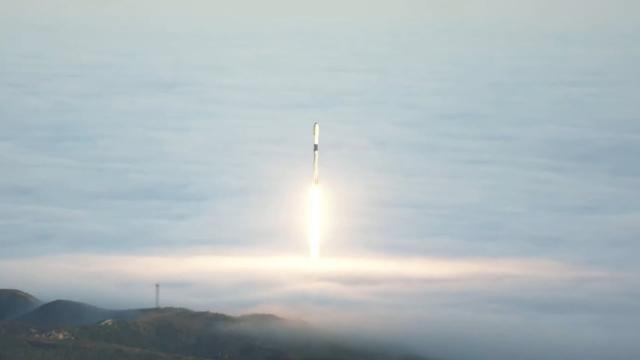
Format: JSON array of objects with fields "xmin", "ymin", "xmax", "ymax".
[{"xmin": 309, "ymin": 185, "xmax": 322, "ymax": 258}]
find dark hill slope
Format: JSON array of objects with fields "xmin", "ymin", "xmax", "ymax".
[
  {"xmin": 0, "ymin": 325, "xmax": 204, "ymax": 360},
  {"xmin": 1, "ymin": 292, "xmax": 428, "ymax": 360},
  {"xmin": 18, "ymin": 300, "xmax": 139, "ymax": 328},
  {"xmin": 72, "ymin": 308, "xmax": 425, "ymax": 360},
  {"xmin": 0, "ymin": 289, "xmax": 41, "ymax": 320}
]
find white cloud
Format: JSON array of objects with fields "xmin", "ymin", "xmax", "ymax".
[{"xmin": 1, "ymin": 2, "xmax": 639, "ymax": 358}]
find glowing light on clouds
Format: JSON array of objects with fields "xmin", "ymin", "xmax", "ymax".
[{"xmin": 0, "ymin": 253, "xmax": 607, "ymax": 287}]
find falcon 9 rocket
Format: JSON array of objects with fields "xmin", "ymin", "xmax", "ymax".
[
  {"xmin": 309, "ymin": 122, "xmax": 321, "ymax": 257},
  {"xmin": 313, "ymin": 122, "xmax": 319, "ymax": 185}
]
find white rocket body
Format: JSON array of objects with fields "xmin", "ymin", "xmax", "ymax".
[{"xmin": 313, "ymin": 122, "xmax": 319, "ymax": 185}]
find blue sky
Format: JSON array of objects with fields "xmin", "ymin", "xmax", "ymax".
[{"xmin": 1, "ymin": 1, "xmax": 639, "ymax": 359}]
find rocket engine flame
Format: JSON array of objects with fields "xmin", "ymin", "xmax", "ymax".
[
  {"xmin": 309, "ymin": 122, "xmax": 321, "ymax": 258},
  {"xmin": 309, "ymin": 184, "xmax": 321, "ymax": 258}
]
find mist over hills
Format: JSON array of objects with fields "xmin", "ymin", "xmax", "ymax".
[
  {"xmin": 0, "ymin": 289, "xmax": 41, "ymax": 320},
  {"xmin": 16, "ymin": 299, "xmax": 142, "ymax": 328},
  {"xmin": 0, "ymin": 289, "xmax": 427, "ymax": 360}
]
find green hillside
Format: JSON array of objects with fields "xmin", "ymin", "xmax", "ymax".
[{"xmin": 0, "ymin": 291, "xmax": 427, "ymax": 360}]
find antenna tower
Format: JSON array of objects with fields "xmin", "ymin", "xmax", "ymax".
[{"xmin": 155, "ymin": 283, "xmax": 160, "ymax": 309}]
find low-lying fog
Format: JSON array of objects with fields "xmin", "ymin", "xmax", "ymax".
[
  {"xmin": 1, "ymin": 252, "xmax": 638, "ymax": 360},
  {"xmin": 2, "ymin": 1, "xmax": 639, "ymax": 359}
]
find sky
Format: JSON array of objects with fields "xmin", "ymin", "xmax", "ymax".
[{"xmin": 1, "ymin": 1, "xmax": 640, "ymax": 359}]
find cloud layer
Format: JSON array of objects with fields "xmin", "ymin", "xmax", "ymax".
[
  {"xmin": 0, "ymin": 253, "xmax": 637, "ymax": 360},
  {"xmin": 1, "ymin": 1, "xmax": 639, "ymax": 359}
]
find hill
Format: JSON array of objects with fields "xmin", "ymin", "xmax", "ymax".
[
  {"xmin": 0, "ymin": 289, "xmax": 41, "ymax": 320},
  {"xmin": 18, "ymin": 300, "xmax": 140, "ymax": 328},
  {"xmin": 0, "ymin": 291, "xmax": 428, "ymax": 360}
]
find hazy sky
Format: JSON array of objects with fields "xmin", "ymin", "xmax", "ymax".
[{"xmin": 1, "ymin": 1, "xmax": 639, "ymax": 359}]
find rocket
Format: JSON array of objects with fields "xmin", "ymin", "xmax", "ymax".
[{"xmin": 313, "ymin": 122, "xmax": 319, "ymax": 185}]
